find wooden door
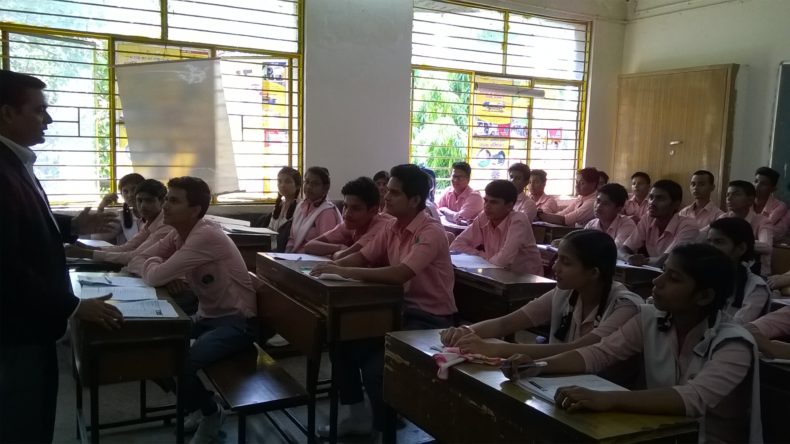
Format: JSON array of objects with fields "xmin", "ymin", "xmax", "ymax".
[{"xmin": 612, "ymin": 65, "xmax": 737, "ymax": 206}]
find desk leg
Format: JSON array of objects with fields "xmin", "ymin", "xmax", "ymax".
[
  {"xmin": 73, "ymin": 357, "xmax": 82, "ymax": 440},
  {"xmin": 139, "ymin": 380, "xmax": 147, "ymax": 420},
  {"xmin": 90, "ymin": 378, "xmax": 99, "ymax": 444},
  {"xmin": 328, "ymin": 342, "xmax": 339, "ymax": 444},
  {"xmin": 306, "ymin": 356, "xmax": 318, "ymax": 444},
  {"xmin": 176, "ymin": 346, "xmax": 185, "ymax": 444}
]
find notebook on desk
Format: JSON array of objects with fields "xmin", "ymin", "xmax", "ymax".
[{"xmin": 515, "ymin": 374, "xmax": 628, "ymax": 404}]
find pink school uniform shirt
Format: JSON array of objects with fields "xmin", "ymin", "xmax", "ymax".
[
  {"xmin": 319, "ymin": 213, "xmax": 390, "ymax": 249},
  {"xmin": 437, "ymin": 185, "xmax": 484, "ymax": 223},
  {"xmin": 530, "ymin": 193, "xmax": 559, "ymax": 213},
  {"xmin": 757, "ymin": 195, "xmax": 790, "ymax": 238},
  {"xmin": 751, "ymin": 306, "xmax": 790, "ymax": 338},
  {"xmin": 555, "ymin": 192, "xmax": 596, "ymax": 227},
  {"xmin": 623, "ymin": 213, "xmax": 699, "ymax": 258},
  {"xmin": 94, "ymin": 211, "xmax": 174, "ymax": 265},
  {"xmin": 623, "ymin": 194, "xmax": 649, "ymax": 222},
  {"xmin": 583, "ymin": 214, "xmax": 637, "ymax": 249},
  {"xmin": 678, "ymin": 200, "xmax": 724, "ymax": 229},
  {"xmin": 450, "ymin": 211, "xmax": 542, "ymax": 275},
  {"xmin": 286, "ymin": 199, "xmax": 342, "ymax": 253},
  {"xmin": 513, "ymin": 192, "xmax": 538, "ymax": 222},
  {"xmin": 360, "ymin": 211, "xmax": 457, "ymax": 316},
  {"xmin": 127, "ymin": 219, "xmax": 256, "ymax": 319}
]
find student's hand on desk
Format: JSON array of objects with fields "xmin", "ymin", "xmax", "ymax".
[
  {"xmin": 76, "ymin": 295, "xmax": 123, "ymax": 330},
  {"xmin": 98, "ymin": 193, "xmax": 118, "ymax": 211},
  {"xmin": 500, "ymin": 353, "xmax": 542, "ymax": 380},
  {"xmin": 332, "ymin": 248, "xmax": 352, "ymax": 261},
  {"xmin": 767, "ymin": 274, "xmax": 790, "ymax": 290},
  {"xmin": 626, "ymin": 254, "xmax": 649, "ymax": 266},
  {"xmin": 554, "ymin": 386, "xmax": 615, "ymax": 413},
  {"xmin": 309, "ymin": 262, "xmax": 342, "ymax": 277},
  {"xmin": 439, "ymin": 326, "xmax": 473, "ymax": 346},
  {"xmin": 73, "ymin": 207, "xmax": 119, "ymax": 235}
]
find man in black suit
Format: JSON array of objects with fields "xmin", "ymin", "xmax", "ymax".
[{"xmin": 0, "ymin": 70, "xmax": 125, "ymax": 443}]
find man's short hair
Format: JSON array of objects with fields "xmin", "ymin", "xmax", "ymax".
[
  {"xmin": 507, "ymin": 162, "xmax": 530, "ymax": 178},
  {"xmin": 0, "ymin": 70, "xmax": 46, "ymax": 108},
  {"xmin": 372, "ymin": 170, "xmax": 389, "ymax": 182},
  {"xmin": 631, "ymin": 171, "xmax": 651, "ymax": 184},
  {"xmin": 598, "ymin": 183, "xmax": 628, "ymax": 207},
  {"xmin": 728, "ymin": 180, "xmax": 756, "ymax": 197},
  {"xmin": 652, "ymin": 179, "xmax": 683, "ymax": 202},
  {"xmin": 530, "ymin": 169, "xmax": 548, "ymax": 182},
  {"xmin": 756, "ymin": 166, "xmax": 780, "ymax": 187},
  {"xmin": 578, "ymin": 167, "xmax": 599, "ymax": 183},
  {"xmin": 452, "ymin": 161, "xmax": 472, "ymax": 177},
  {"xmin": 389, "ymin": 164, "xmax": 429, "ymax": 211},
  {"xmin": 484, "ymin": 180, "xmax": 518, "ymax": 205},
  {"xmin": 692, "ymin": 170, "xmax": 715, "ymax": 184},
  {"xmin": 118, "ymin": 173, "xmax": 145, "ymax": 190},
  {"xmin": 167, "ymin": 176, "xmax": 212, "ymax": 218},
  {"xmin": 598, "ymin": 171, "xmax": 609, "ymax": 184},
  {"xmin": 342, "ymin": 176, "xmax": 380, "ymax": 209},
  {"xmin": 135, "ymin": 179, "xmax": 167, "ymax": 200}
]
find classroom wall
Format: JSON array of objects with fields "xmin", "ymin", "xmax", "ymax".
[{"xmin": 622, "ymin": 0, "xmax": 790, "ymax": 193}]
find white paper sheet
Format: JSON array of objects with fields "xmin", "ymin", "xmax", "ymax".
[
  {"xmin": 451, "ymin": 253, "xmax": 502, "ymax": 269},
  {"xmin": 116, "ymin": 300, "xmax": 179, "ymax": 318},
  {"xmin": 515, "ymin": 375, "xmax": 628, "ymax": 404},
  {"xmin": 222, "ymin": 225, "xmax": 277, "ymax": 235},
  {"xmin": 80, "ymin": 286, "xmax": 157, "ymax": 301},
  {"xmin": 78, "ymin": 274, "xmax": 148, "ymax": 287},
  {"xmin": 616, "ymin": 259, "xmax": 662, "ymax": 273},
  {"xmin": 300, "ymin": 270, "xmax": 359, "ymax": 282},
  {"xmin": 77, "ymin": 239, "xmax": 114, "ymax": 248},
  {"xmin": 269, "ymin": 253, "xmax": 332, "ymax": 262}
]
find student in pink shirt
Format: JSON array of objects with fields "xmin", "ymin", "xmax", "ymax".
[
  {"xmin": 678, "ymin": 170, "xmax": 724, "ymax": 228},
  {"xmin": 746, "ymin": 307, "xmax": 790, "ymax": 359},
  {"xmin": 624, "ymin": 171, "xmax": 650, "ymax": 223},
  {"xmin": 754, "ymin": 166, "xmax": 789, "ymax": 238},
  {"xmin": 707, "ymin": 218, "xmax": 771, "ymax": 323},
  {"xmin": 442, "ymin": 230, "xmax": 641, "ymax": 359},
  {"xmin": 437, "ymin": 161, "xmax": 484, "ymax": 224},
  {"xmin": 66, "ymin": 179, "xmax": 174, "ymax": 265},
  {"xmin": 584, "ymin": 183, "xmax": 636, "ymax": 249},
  {"xmin": 538, "ymin": 167, "xmax": 598, "ymax": 227},
  {"xmin": 127, "ymin": 177, "xmax": 257, "ymax": 442},
  {"xmin": 621, "ymin": 180, "xmax": 699, "ymax": 267},
  {"xmin": 507, "ymin": 244, "xmax": 761, "ymax": 444},
  {"xmin": 718, "ymin": 180, "xmax": 773, "ymax": 275},
  {"xmin": 372, "ymin": 170, "xmax": 389, "ymax": 213},
  {"xmin": 310, "ymin": 164, "xmax": 457, "ymax": 436},
  {"xmin": 508, "ymin": 162, "xmax": 537, "ymax": 221},
  {"xmin": 285, "ymin": 166, "xmax": 341, "ymax": 253},
  {"xmin": 528, "ymin": 169, "xmax": 559, "ymax": 213},
  {"xmin": 91, "ymin": 172, "xmax": 145, "ymax": 245},
  {"xmin": 451, "ymin": 180, "xmax": 542, "ymax": 275},
  {"xmin": 305, "ymin": 176, "xmax": 390, "ymax": 260}
]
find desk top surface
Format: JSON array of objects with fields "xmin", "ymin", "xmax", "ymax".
[
  {"xmin": 454, "ymin": 266, "xmax": 555, "ymax": 287},
  {"xmin": 386, "ymin": 329, "xmax": 697, "ymax": 442},
  {"xmin": 257, "ymin": 253, "xmax": 402, "ymax": 290}
]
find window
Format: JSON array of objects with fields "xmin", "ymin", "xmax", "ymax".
[
  {"xmin": 1, "ymin": 0, "xmax": 300, "ymax": 205},
  {"xmin": 410, "ymin": 0, "xmax": 588, "ymax": 195}
]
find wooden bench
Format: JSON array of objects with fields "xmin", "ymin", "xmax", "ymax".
[{"xmin": 201, "ymin": 273, "xmax": 325, "ymax": 444}]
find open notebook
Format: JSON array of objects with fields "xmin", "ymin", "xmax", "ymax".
[{"xmin": 515, "ymin": 375, "xmax": 628, "ymax": 404}]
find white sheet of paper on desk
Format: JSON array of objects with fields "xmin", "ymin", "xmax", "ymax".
[
  {"xmin": 116, "ymin": 300, "xmax": 178, "ymax": 318},
  {"xmin": 300, "ymin": 270, "xmax": 359, "ymax": 282},
  {"xmin": 451, "ymin": 253, "xmax": 501, "ymax": 269},
  {"xmin": 222, "ymin": 225, "xmax": 277, "ymax": 235},
  {"xmin": 616, "ymin": 260, "xmax": 662, "ymax": 273},
  {"xmin": 515, "ymin": 375, "xmax": 627, "ymax": 404},
  {"xmin": 78, "ymin": 274, "xmax": 148, "ymax": 287},
  {"xmin": 77, "ymin": 239, "xmax": 114, "ymax": 248},
  {"xmin": 80, "ymin": 286, "xmax": 157, "ymax": 301},
  {"xmin": 270, "ymin": 253, "xmax": 332, "ymax": 262}
]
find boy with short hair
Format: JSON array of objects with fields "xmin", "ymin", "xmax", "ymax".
[
  {"xmin": 679, "ymin": 170, "xmax": 724, "ymax": 228},
  {"xmin": 305, "ymin": 176, "xmax": 390, "ymax": 260},
  {"xmin": 719, "ymin": 180, "xmax": 773, "ymax": 275},
  {"xmin": 437, "ymin": 161, "xmax": 484, "ymax": 224},
  {"xmin": 507, "ymin": 162, "xmax": 538, "ymax": 221},
  {"xmin": 451, "ymin": 179, "xmax": 542, "ymax": 275},
  {"xmin": 754, "ymin": 166, "xmax": 789, "ymax": 238},
  {"xmin": 584, "ymin": 183, "xmax": 636, "ymax": 248},
  {"xmin": 538, "ymin": 167, "xmax": 598, "ymax": 227},
  {"xmin": 624, "ymin": 171, "xmax": 651, "ymax": 223},
  {"xmin": 528, "ymin": 169, "xmax": 559, "ymax": 213}
]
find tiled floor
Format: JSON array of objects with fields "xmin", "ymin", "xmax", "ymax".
[{"xmin": 51, "ymin": 341, "xmax": 434, "ymax": 444}]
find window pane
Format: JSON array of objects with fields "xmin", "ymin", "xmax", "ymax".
[
  {"xmin": 506, "ymin": 15, "xmax": 588, "ymax": 81},
  {"xmin": 8, "ymin": 32, "xmax": 110, "ymax": 205}
]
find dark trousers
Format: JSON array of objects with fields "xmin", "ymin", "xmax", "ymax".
[
  {"xmin": 0, "ymin": 343, "xmax": 58, "ymax": 444},
  {"xmin": 334, "ymin": 308, "xmax": 455, "ymax": 430}
]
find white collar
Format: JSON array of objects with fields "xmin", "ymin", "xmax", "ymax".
[{"xmin": 0, "ymin": 134, "xmax": 37, "ymax": 167}]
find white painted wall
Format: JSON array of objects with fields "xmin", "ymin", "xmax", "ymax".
[
  {"xmin": 622, "ymin": 0, "xmax": 790, "ymax": 183},
  {"xmin": 303, "ymin": 0, "xmax": 413, "ymax": 198}
]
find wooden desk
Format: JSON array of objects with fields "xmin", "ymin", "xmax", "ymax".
[
  {"xmin": 532, "ymin": 221, "xmax": 577, "ymax": 244},
  {"xmin": 440, "ymin": 215, "xmax": 468, "ymax": 236},
  {"xmin": 384, "ymin": 330, "xmax": 698, "ymax": 443},
  {"xmin": 256, "ymin": 253, "xmax": 403, "ymax": 442},
  {"xmin": 226, "ymin": 232, "xmax": 273, "ymax": 271},
  {"xmin": 614, "ymin": 264, "xmax": 661, "ymax": 300},
  {"xmin": 453, "ymin": 267, "xmax": 555, "ymax": 323},
  {"xmin": 69, "ymin": 272, "xmax": 191, "ymax": 444},
  {"xmin": 772, "ymin": 243, "xmax": 790, "ymax": 275},
  {"xmin": 67, "ymin": 258, "xmax": 123, "ymax": 272},
  {"xmin": 759, "ymin": 359, "xmax": 790, "ymax": 443}
]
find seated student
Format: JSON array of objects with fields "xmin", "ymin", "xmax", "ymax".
[
  {"xmin": 65, "ymin": 179, "xmax": 173, "ymax": 265},
  {"xmin": 597, "ymin": 171, "xmax": 609, "ymax": 189},
  {"xmin": 304, "ymin": 177, "xmax": 390, "ymax": 260},
  {"xmin": 507, "ymin": 162, "xmax": 538, "ymax": 221},
  {"xmin": 437, "ymin": 161, "xmax": 484, "ymax": 224},
  {"xmin": 537, "ymin": 167, "xmax": 598, "ymax": 227},
  {"xmin": 267, "ymin": 167, "xmax": 301, "ymax": 252},
  {"xmin": 767, "ymin": 270, "xmax": 790, "ymax": 296},
  {"xmin": 718, "ymin": 180, "xmax": 773, "ymax": 275},
  {"xmin": 285, "ymin": 166, "xmax": 341, "ymax": 253},
  {"xmin": 442, "ymin": 230, "xmax": 641, "ymax": 358},
  {"xmin": 372, "ymin": 170, "xmax": 389, "ymax": 213},
  {"xmin": 509, "ymin": 244, "xmax": 761, "ymax": 444},
  {"xmin": 678, "ymin": 170, "xmax": 724, "ymax": 228},
  {"xmin": 624, "ymin": 171, "xmax": 650, "ymax": 223},
  {"xmin": 450, "ymin": 180, "xmax": 542, "ymax": 275},
  {"xmin": 746, "ymin": 307, "xmax": 790, "ymax": 359},
  {"xmin": 528, "ymin": 169, "xmax": 559, "ymax": 213},
  {"xmin": 91, "ymin": 172, "xmax": 145, "ymax": 245},
  {"xmin": 754, "ymin": 166, "xmax": 789, "ymax": 238},
  {"xmin": 706, "ymin": 218, "xmax": 771, "ymax": 323},
  {"xmin": 127, "ymin": 177, "xmax": 257, "ymax": 443},
  {"xmin": 420, "ymin": 166, "xmax": 441, "ymax": 220},
  {"xmin": 310, "ymin": 164, "xmax": 457, "ymax": 436},
  {"xmin": 583, "ymin": 183, "xmax": 636, "ymax": 249},
  {"xmin": 620, "ymin": 180, "xmax": 698, "ymax": 267}
]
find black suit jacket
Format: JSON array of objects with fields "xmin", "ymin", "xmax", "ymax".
[{"xmin": 0, "ymin": 141, "xmax": 79, "ymax": 345}]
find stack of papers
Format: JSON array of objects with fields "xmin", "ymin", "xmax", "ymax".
[
  {"xmin": 451, "ymin": 253, "xmax": 502, "ymax": 269},
  {"xmin": 116, "ymin": 300, "xmax": 179, "ymax": 318},
  {"xmin": 515, "ymin": 375, "xmax": 628, "ymax": 404}
]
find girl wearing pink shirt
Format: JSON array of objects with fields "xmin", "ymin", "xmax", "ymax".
[
  {"xmin": 441, "ymin": 230, "xmax": 641, "ymax": 359},
  {"xmin": 285, "ymin": 166, "xmax": 341, "ymax": 253},
  {"xmin": 506, "ymin": 244, "xmax": 761, "ymax": 444}
]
